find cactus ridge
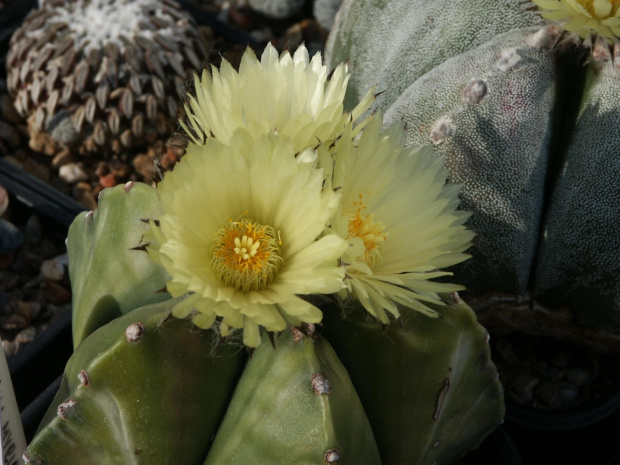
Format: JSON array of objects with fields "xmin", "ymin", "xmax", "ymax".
[
  {"xmin": 25, "ymin": 299, "xmax": 247, "ymax": 464},
  {"xmin": 68, "ymin": 182, "xmax": 171, "ymax": 347}
]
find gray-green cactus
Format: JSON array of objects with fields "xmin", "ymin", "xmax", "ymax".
[{"xmin": 326, "ymin": 0, "xmax": 620, "ymax": 336}]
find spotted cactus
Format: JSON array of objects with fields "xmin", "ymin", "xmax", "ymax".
[{"xmin": 326, "ymin": 0, "xmax": 620, "ymax": 344}]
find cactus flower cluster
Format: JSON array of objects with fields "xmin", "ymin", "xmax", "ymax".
[
  {"xmin": 146, "ymin": 44, "xmax": 474, "ymax": 347},
  {"xmin": 25, "ymin": 42, "xmax": 504, "ymax": 464}
]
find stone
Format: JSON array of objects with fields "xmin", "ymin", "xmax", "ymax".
[
  {"xmin": 0, "ymin": 94, "xmax": 23, "ymax": 124},
  {"xmin": 0, "ymin": 219, "xmax": 24, "ymax": 255},
  {"xmin": 59, "ymin": 162, "xmax": 89, "ymax": 183},
  {"xmin": 41, "ymin": 258, "xmax": 65, "ymax": 281},
  {"xmin": 74, "ymin": 183, "xmax": 98, "ymax": 210},
  {"xmin": 51, "ymin": 148, "xmax": 75, "ymax": 167},
  {"xmin": 0, "ymin": 185, "xmax": 8, "ymax": 217},
  {"xmin": 0, "ymin": 120, "xmax": 21, "ymax": 147},
  {"xmin": 44, "ymin": 281, "xmax": 71, "ymax": 305},
  {"xmin": 25, "ymin": 215, "xmax": 42, "ymax": 245}
]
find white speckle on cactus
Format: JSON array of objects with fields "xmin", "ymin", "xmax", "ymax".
[
  {"xmin": 429, "ymin": 116, "xmax": 454, "ymax": 145},
  {"xmin": 125, "ymin": 322, "xmax": 145, "ymax": 342},
  {"xmin": 85, "ymin": 211, "xmax": 94, "ymax": 220},
  {"xmin": 311, "ymin": 373, "xmax": 332, "ymax": 395},
  {"xmin": 462, "ymin": 79, "xmax": 488, "ymax": 104},
  {"xmin": 124, "ymin": 181, "xmax": 135, "ymax": 192},
  {"xmin": 324, "ymin": 449, "xmax": 341, "ymax": 463},
  {"xmin": 496, "ymin": 48, "xmax": 526, "ymax": 73}
]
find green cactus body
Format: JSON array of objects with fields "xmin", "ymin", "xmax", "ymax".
[
  {"xmin": 322, "ymin": 295, "xmax": 504, "ymax": 465},
  {"xmin": 326, "ymin": 0, "xmax": 620, "ymax": 332},
  {"xmin": 68, "ymin": 182, "xmax": 170, "ymax": 347},
  {"xmin": 204, "ymin": 328, "xmax": 382, "ymax": 464},
  {"xmin": 24, "ymin": 299, "xmax": 246, "ymax": 464}
]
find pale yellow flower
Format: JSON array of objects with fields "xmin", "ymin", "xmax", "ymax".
[
  {"xmin": 533, "ymin": 0, "xmax": 620, "ymax": 41},
  {"xmin": 329, "ymin": 114, "xmax": 475, "ymax": 323},
  {"xmin": 180, "ymin": 43, "xmax": 373, "ymax": 154},
  {"xmin": 147, "ymin": 131, "xmax": 347, "ymax": 347}
]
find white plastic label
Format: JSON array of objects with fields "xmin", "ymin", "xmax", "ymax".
[{"xmin": 0, "ymin": 341, "xmax": 26, "ymax": 465}]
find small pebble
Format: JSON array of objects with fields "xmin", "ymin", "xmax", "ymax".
[
  {"xmin": 59, "ymin": 162, "xmax": 88, "ymax": 183},
  {"xmin": 0, "ymin": 219, "xmax": 24, "ymax": 255},
  {"xmin": 0, "ymin": 94, "xmax": 23, "ymax": 125},
  {"xmin": 0, "ymin": 185, "xmax": 8, "ymax": 217},
  {"xmin": 536, "ymin": 381, "xmax": 560, "ymax": 409},
  {"xmin": 2, "ymin": 339, "xmax": 16, "ymax": 358},
  {"xmin": 99, "ymin": 172, "xmax": 117, "ymax": 188},
  {"xmin": 74, "ymin": 183, "xmax": 98, "ymax": 210},
  {"xmin": 41, "ymin": 258, "xmax": 65, "ymax": 281},
  {"xmin": 44, "ymin": 281, "xmax": 71, "ymax": 305},
  {"xmin": 547, "ymin": 367, "xmax": 566, "ymax": 383},
  {"xmin": 51, "ymin": 148, "xmax": 75, "ymax": 167},
  {"xmin": 0, "ymin": 120, "xmax": 21, "ymax": 147},
  {"xmin": 25, "ymin": 215, "xmax": 43, "ymax": 245},
  {"xmin": 14, "ymin": 327, "xmax": 36, "ymax": 345},
  {"xmin": 133, "ymin": 154, "xmax": 155, "ymax": 182},
  {"xmin": 565, "ymin": 368, "xmax": 592, "ymax": 387},
  {"xmin": 558, "ymin": 387, "xmax": 579, "ymax": 405},
  {"xmin": 496, "ymin": 338, "xmax": 520, "ymax": 365}
]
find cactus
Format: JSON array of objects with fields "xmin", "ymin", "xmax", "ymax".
[
  {"xmin": 326, "ymin": 0, "xmax": 620, "ymax": 341},
  {"xmin": 24, "ymin": 299, "xmax": 247, "ymax": 464},
  {"xmin": 204, "ymin": 328, "xmax": 382, "ymax": 464},
  {"xmin": 68, "ymin": 181, "xmax": 170, "ymax": 347},
  {"xmin": 26, "ymin": 44, "xmax": 505, "ymax": 463}
]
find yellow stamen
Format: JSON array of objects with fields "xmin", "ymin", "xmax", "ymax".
[
  {"xmin": 347, "ymin": 194, "xmax": 387, "ymax": 267},
  {"xmin": 211, "ymin": 218, "xmax": 283, "ymax": 292}
]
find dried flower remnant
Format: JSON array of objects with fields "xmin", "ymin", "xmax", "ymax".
[{"xmin": 7, "ymin": 0, "xmax": 208, "ymax": 159}]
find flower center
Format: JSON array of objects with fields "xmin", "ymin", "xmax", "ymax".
[
  {"xmin": 211, "ymin": 218, "xmax": 283, "ymax": 293},
  {"xmin": 347, "ymin": 195, "xmax": 387, "ymax": 267}
]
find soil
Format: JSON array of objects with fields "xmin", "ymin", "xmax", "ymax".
[{"xmin": 0, "ymin": 187, "xmax": 71, "ymax": 359}]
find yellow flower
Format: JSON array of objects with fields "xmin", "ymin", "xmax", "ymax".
[
  {"xmin": 533, "ymin": 0, "xmax": 620, "ymax": 42},
  {"xmin": 180, "ymin": 43, "xmax": 373, "ymax": 154},
  {"xmin": 147, "ymin": 131, "xmax": 347, "ymax": 347},
  {"xmin": 329, "ymin": 114, "xmax": 475, "ymax": 323}
]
